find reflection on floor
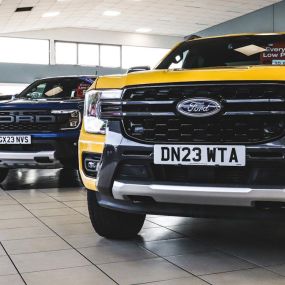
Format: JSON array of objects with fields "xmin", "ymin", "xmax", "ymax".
[
  {"xmin": 0, "ymin": 169, "xmax": 285, "ymax": 285},
  {"xmin": 2, "ymin": 169, "xmax": 82, "ymax": 190}
]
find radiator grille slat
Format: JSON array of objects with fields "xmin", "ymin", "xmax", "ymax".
[{"xmin": 121, "ymin": 83, "xmax": 285, "ymax": 144}]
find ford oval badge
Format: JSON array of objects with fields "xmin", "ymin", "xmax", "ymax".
[{"xmin": 177, "ymin": 98, "xmax": 221, "ymax": 117}]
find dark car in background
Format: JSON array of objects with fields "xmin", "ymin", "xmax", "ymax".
[{"xmin": 0, "ymin": 75, "xmax": 95, "ymax": 182}]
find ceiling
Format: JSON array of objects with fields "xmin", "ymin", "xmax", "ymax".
[{"xmin": 0, "ymin": 0, "xmax": 281, "ymax": 36}]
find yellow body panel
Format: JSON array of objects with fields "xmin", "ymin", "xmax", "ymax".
[
  {"xmin": 78, "ymin": 122, "xmax": 105, "ymax": 191},
  {"xmin": 95, "ymin": 66, "xmax": 285, "ymax": 90}
]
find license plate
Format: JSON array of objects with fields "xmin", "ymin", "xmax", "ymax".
[
  {"xmin": 154, "ymin": 145, "xmax": 246, "ymax": 167},
  {"xmin": 0, "ymin": 135, "xmax": 31, "ymax": 145}
]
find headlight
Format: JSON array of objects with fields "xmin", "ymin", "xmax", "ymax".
[
  {"xmin": 83, "ymin": 89, "xmax": 122, "ymax": 134},
  {"xmin": 51, "ymin": 109, "xmax": 81, "ymax": 130}
]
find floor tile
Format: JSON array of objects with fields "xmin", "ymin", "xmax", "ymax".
[
  {"xmin": 63, "ymin": 201, "xmax": 87, "ymax": 207},
  {"xmin": 142, "ymin": 221, "xmax": 160, "ymax": 229},
  {"xmin": 137, "ymin": 228, "xmax": 183, "ymax": 242},
  {"xmin": 0, "ymin": 218, "xmax": 42, "ymax": 230},
  {"xmin": 40, "ymin": 214, "xmax": 89, "ymax": 226},
  {"xmin": 0, "ymin": 210, "xmax": 33, "ymax": 220},
  {"xmin": 62, "ymin": 233, "xmax": 130, "ymax": 248},
  {"xmin": 22, "ymin": 265, "xmax": 115, "ymax": 285},
  {"xmin": 267, "ymin": 264, "xmax": 285, "ymax": 276},
  {"xmin": 0, "ymin": 274, "xmax": 25, "ymax": 285},
  {"xmin": 166, "ymin": 251, "xmax": 256, "ymax": 276},
  {"xmin": 98, "ymin": 257, "xmax": 189, "ymax": 285},
  {"xmin": 0, "ymin": 199, "xmax": 18, "ymax": 206},
  {"xmin": 2, "ymin": 236, "xmax": 70, "ymax": 255},
  {"xmin": 72, "ymin": 207, "xmax": 89, "ymax": 216},
  {"xmin": 0, "ymin": 256, "xmax": 17, "ymax": 276},
  {"xmin": 29, "ymin": 207, "xmax": 77, "ymax": 217},
  {"xmin": 11, "ymin": 249, "xmax": 91, "ymax": 273},
  {"xmin": 141, "ymin": 238, "xmax": 212, "ymax": 257},
  {"xmin": 79, "ymin": 244, "xmax": 156, "ymax": 264},
  {"xmin": 141, "ymin": 276, "xmax": 209, "ymax": 285},
  {"xmin": 50, "ymin": 223, "xmax": 95, "ymax": 236},
  {"xmin": 0, "ymin": 205, "xmax": 25, "ymax": 212},
  {"xmin": 218, "ymin": 243, "xmax": 285, "ymax": 267},
  {"xmin": 147, "ymin": 216, "xmax": 196, "ymax": 227},
  {"xmin": 0, "ymin": 246, "xmax": 6, "ymax": 256},
  {"xmin": 202, "ymin": 268, "xmax": 285, "ymax": 285},
  {"xmin": 24, "ymin": 202, "xmax": 67, "ymax": 210},
  {"xmin": 0, "ymin": 226, "xmax": 54, "ymax": 241}
]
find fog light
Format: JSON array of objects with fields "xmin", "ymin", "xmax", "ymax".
[{"xmin": 82, "ymin": 153, "xmax": 101, "ymax": 178}]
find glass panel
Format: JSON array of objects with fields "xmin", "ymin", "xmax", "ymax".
[
  {"xmin": 20, "ymin": 77, "xmax": 94, "ymax": 100},
  {"xmin": 55, "ymin": 42, "xmax": 77, "ymax": 65},
  {"xmin": 122, "ymin": 46, "xmax": 170, "ymax": 69},
  {"xmin": 78, "ymin": 44, "xmax": 99, "ymax": 66},
  {"xmin": 0, "ymin": 37, "xmax": 49, "ymax": 64},
  {"xmin": 100, "ymin": 45, "xmax": 121, "ymax": 67}
]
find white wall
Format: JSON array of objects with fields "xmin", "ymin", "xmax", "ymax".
[{"xmin": 2, "ymin": 28, "xmax": 183, "ymax": 49}]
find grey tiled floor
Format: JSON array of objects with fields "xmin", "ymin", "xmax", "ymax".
[{"xmin": 1, "ymin": 170, "xmax": 285, "ymax": 284}]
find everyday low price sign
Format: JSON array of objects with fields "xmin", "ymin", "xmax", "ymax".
[{"xmin": 261, "ymin": 43, "xmax": 285, "ymax": 65}]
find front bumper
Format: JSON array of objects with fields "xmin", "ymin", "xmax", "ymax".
[
  {"xmin": 0, "ymin": 132, "xmax": 79, "ymax": 169},
  {"xmin": 112, "ymin": 181, "xmax": 285, "ymax": 207},
  {"xmin": 95, "ymin": 130, "xmax": 285, "ymax": 215}
]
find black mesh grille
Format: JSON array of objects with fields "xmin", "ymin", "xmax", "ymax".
[
  {"xmin": 121, "ymin": 83, "xmax": 285, "ymax": 144},
  {"xmin": 0, "ymin": 110, "xmax": 71, "ymax": 133},
  {"xmin": 0, "ymin": 123, "xmax": 56, "ymax": 132}
]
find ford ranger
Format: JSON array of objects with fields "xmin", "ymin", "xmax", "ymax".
[
  {"xmin": 81, "ymin": 33, "xmax": 285, "ymax": 239},
  {"xmin": 0, "ymin": 75, "xmax": 95, "ymax": 182}
]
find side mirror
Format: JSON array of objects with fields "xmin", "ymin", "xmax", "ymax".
[
  {"xmin": 127, "ymin": 66, "xmax": 151, "ymax": 74},
  {"xmin": 12, "ymin": 94, "xmax": 18, "ymax": 100}
]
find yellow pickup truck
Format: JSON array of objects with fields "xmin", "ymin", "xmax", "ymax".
[{"xmin": 79, "ymin": 33, "xmax": 285, "ymax": 239}]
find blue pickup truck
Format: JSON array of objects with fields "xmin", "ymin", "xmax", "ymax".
[{"xmin": 0, "ymin": 75, "xmax": 95, "ymax": 182}]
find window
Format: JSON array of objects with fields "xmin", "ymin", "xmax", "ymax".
[
  {"xmin": 20, "ymin": 77, "xmax": 95, "ymax": 100},
  {"xmin": 78, "ymin": 44, "xmax": 99, "ymax": 66},
  {"xmin": 157, "ymin": 34, "xmax": 285, "ymax": 70},
  {"xmin": 0, "ymin": 37, "xmax": 49, "ymax": 64},
  {"xmin": 122, "ymin": 46, "xmax": 170, "ymax": 69},
  {"xmin": 100, "ymin": 45, "xmax": 121, "ymax": 67},
  {"xmin": 55, "ymin": 42, "xmax": 77, "ymax": 65}
]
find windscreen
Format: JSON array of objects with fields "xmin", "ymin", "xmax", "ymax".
[
  {"xmin": 157, "ymin": 35, "xmax": 285, "ymax": 70},
  {"xmin": 19, "ymin": 77, "xmax": 94, "ymax": 100}
]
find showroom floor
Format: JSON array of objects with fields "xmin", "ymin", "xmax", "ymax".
[{"xmin": 1, "ymin": 171, "xmax": 285, "ymax": 285}]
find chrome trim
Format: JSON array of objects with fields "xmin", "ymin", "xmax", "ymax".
[
  {"xmin": 224, "ymin": 111, "xmax": 285, "ymax": 116},
  {"xmin": 112, "ymin": 181, "xmax": 285, "ymax": 207},
  {"xmin": 122, "ymin": 101, "xmax": 175, "ymax": 105},
  {"xmin": 0, "ymin": 151, "xmax": 60, "ymax": 168},
  {"xmin": 225, "ymin": 99, "xmax": 285, "ymax": 103}
]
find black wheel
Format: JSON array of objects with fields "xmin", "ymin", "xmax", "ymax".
[
  {"xmin": 0, "ymin": 169, "xmax": 9, "ymax": 183},
  {"xmin": 87, "ymin": 190, "xmax": 145, "ymax": 239}
]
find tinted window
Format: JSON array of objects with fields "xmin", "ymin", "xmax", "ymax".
[
  {"xmin": 21, "ymin": 78, "xmax": 94, "ymax": 100},
  {"xmin": 157, "ymin": 35, "xmax": 285, "ymax": 69}
]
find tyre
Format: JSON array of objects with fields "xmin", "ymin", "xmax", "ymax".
[
  {"xmin": 0, "ymin": 169, "xmax": 9, "ymax": 183},
  {"xmin": 87, "ymin": 190, "xmax": 145, "ymax": 239}
]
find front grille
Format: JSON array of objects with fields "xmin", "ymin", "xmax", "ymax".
[
  {"xmin": 0, "ymin": 110, "xmax": 73, "ymax": 133},
  {"xmin": 0, "ymin": 123, "xmax": 57, "ymax": 132},
  {"xmin": 119, "ymin": 83, "xmax": 285, "ymax": 144}
]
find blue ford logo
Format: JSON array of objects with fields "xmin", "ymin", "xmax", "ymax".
[{"xmin": 177, "ymin": 98, "xmax": 221, "ymax": 117}]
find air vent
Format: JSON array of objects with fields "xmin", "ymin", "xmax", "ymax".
[{"xmin": 15, "ymin": 7, "xmax": 33, "ymax": 12}]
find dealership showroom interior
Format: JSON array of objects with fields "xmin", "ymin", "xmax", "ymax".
[{"xmin": 4, "ymin": 0, "xmax": 285, "ymax": 285}]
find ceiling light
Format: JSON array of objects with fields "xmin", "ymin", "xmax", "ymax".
[
  {"xmin": 136, "ymin": 28, "xmax": 152, "ymax": 33},
  {"xmin": 103, "ymin": 10, "xmax": 121, "ymax": 16},
  {"xmin": 15, "ymin": 7, "xmax": 33, "ymax": 12},
  {"xmin": 42, "ymin": 11, "xmax": 60, "ymax": 18}
]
